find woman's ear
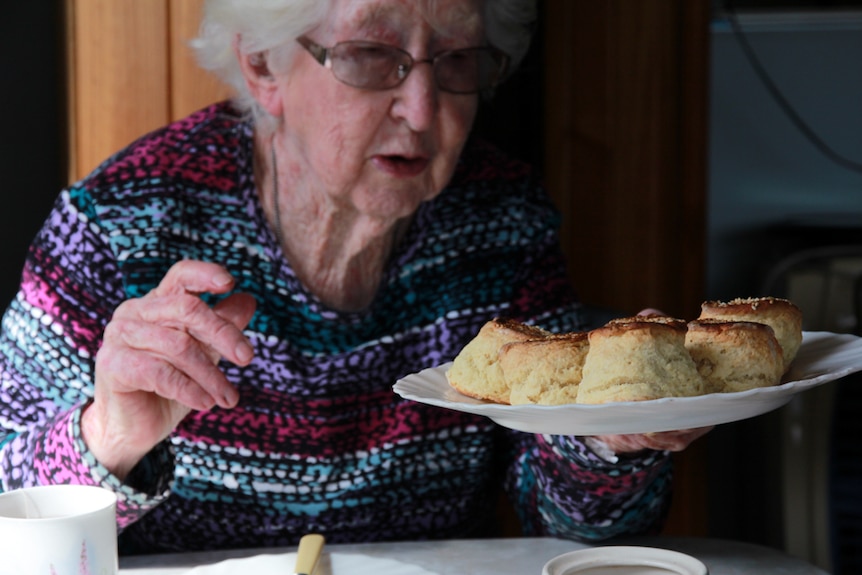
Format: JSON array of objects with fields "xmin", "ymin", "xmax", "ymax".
[{"xmin": 234, "ymin": 36, "xmax": 282, "ymax": 117}]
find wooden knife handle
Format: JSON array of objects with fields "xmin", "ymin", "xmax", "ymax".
[{"xmin": 294, "ymin": 533, "xmax": 325, "ymax": 575}]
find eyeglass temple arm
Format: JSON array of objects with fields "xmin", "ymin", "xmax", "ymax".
[{"xmin": 297, "ymin": 37, "xmax": 328, "ymax": 66}]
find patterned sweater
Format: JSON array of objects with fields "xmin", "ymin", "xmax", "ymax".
[{"xmin": 0, "ymin": 103, "xmax": 671, "ymax": 553}]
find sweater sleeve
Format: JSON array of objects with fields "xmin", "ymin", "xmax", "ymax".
[
  {"xmin": 0, "ymin": 187, "xmax": 174, "ymax": 528},
  {"xmin": 504, "ymin": 430, "xmax": 672, "ymax": 540}
]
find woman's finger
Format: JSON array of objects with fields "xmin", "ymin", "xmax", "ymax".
[
  {"xmin": 637, "ymin": 308, "xmax": 666, "ymax": 317},
  {"xmin": 152, "ymin": 260, "xmax": 237, "ymax": 297},
  {"xmin": 103, "ymin": 318, "xmax": 239, "ymax": 408},
  {"xmin": 647, "ymin": 427, "xmax": 713, "ymax": 450},
  {"xmin": 125, "ymin": 292, "xmax": 253, "ymax": 367},
  {"xmin": 100, "ymin": 344, "xmax": 226, "ymax": 411},
  {"xmin": 596, "ymin": 426, "xmax": 713, "ymax": 453}
]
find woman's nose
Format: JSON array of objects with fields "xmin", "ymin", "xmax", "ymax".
[{"xmin": 390, "ymin": 62, "xmax": 438, "ymax": 132}]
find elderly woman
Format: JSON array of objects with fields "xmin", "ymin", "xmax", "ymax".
[{"xmin": 0, "ymin": 0, "xmax": 707, "ymax": 554}]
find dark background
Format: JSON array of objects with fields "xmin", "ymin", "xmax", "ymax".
[{"xmin": 0, "ymin": 2, "xmax": 67, "ymax": 308}]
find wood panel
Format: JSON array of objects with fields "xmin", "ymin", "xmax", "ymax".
[
  {"xmin": 67, "ymin": 0, "xmax": 170, "ymax": 182},
  {"xmin": 544, "ymin": 0, "xmax": 710, "ymax": 321},
  {"xmin": 543, "ymin": 0, "xmax": 712, "ymax": 536},
  {"xmin": 66, "ymin": 0, "xmax": 231, "ymax": 183},
  {"xmin": 169, "ymin": 0, "xmax": 232, "ymax": 119}
]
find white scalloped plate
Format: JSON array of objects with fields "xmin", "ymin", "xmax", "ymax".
[
  {"xmin": 183, "ymin": 552, "xmax": 437, "ymax": 575},
  {"xmin": 393, "ymin": 331, "xmax": 862, "ymax": 435}
]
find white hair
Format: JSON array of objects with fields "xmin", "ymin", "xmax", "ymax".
[{"xmin": 191, "ymin": 0, "xmax": 537, "ymax": 128}]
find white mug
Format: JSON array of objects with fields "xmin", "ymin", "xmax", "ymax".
[{"xmin": 0, "ymin": 484, "xmax": 118, "ymax": 575}]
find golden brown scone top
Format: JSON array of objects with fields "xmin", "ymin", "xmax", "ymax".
[{"xmin": 699, "ymin": 296, "xmax": 802, "ymax": 370}]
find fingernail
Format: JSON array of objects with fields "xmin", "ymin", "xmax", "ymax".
[
  {"xmin": 222, "ymin": 388, "xmax": 240, "ymax": 408},
  {"xmin": 214, "ymin": 272, "xmax": 234, "ymax": 287},
  {"xmin": 236, "ymin": 341, "xmax": 254, "ymax": 363}
]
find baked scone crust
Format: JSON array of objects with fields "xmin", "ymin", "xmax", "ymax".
[
  {"xmin": 699, "ymin": 297, "xmax": 802, "ymax": 371},
  {"xmin": 446, "ymin": 318, "xmax": 551, "ymax": 404},
  {"xmin": 577, "ymin": 319, "xmax": 706, "ymax": 404},
  {"xmin": 502, "ymin": 332, "xmax": 589, "ymax": 405},
  {"xmin": 685, "ymin": 318, "xmax": 785, "ymax": 393},
  {"xmin": 606, "ymin": 314, "xmax": 688, "ymax": 329}
]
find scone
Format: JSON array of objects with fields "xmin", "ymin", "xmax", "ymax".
[
  {"xmin": 577, "ymin": 319, "xmax": 706, "ymax": 404},
  {"xmin": 446, "ymin": 318, "xmax": 551, "ymax": 404},
  {"xmin": 685, "ymin": 319, "xmax": 785, "ymax": 393},
  {"xmin": 502, "ymin": 332, "xmax": 590, "ymax": 405},
  {"xmin": 698, "ymin": 297, "xmax": 803, "ymax": 372},
  {"xmin": 606, "ymin": 314, "xmax": 688, "ymax": 329}
]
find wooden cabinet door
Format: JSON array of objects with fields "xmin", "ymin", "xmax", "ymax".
[
  {"xmin": 543, "ymin": 0, "xmax": 711, "ymax": 536},
  {"xmin": 544, "ymin": 0, "xmax": 710, "ymax": 321},
  {"xmin": 65, "ymin": 0, "xmax": 231, "ymax": 183}
]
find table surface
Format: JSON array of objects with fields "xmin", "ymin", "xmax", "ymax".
[{"xmin": 119, "ymin": 535, "xmax": 829, "ymax": 575}]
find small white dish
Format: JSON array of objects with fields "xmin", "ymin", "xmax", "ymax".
[{"xmin": 542, "ymin": 546, "xmax": 709, "ymax": 575}]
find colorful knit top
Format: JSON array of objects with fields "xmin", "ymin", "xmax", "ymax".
[{"xmin": 0, "ymin": 103, "xmax": 671, "ymax": 553}]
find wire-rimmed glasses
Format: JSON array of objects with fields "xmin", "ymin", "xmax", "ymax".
[{"xmin": 297, "ymin": 37, "xmax": 510, "ymax": 94}]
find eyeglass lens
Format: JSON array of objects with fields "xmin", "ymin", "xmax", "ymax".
[{"xmin": 326, "ymin": 42, "xmax": 507, "ymax": 93}]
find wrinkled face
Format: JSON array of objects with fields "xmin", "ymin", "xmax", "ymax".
[{"xmin": 274, "ymin": 0, "xmax": 483, "ymax": 221}]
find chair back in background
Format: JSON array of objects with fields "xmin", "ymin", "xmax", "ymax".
[{"xmin": 761, "ymin": 244, "xmax": 862, "ymax": 575}]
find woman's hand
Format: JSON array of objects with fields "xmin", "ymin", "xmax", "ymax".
[
  {"xmin": 82, "ymin": 260, "xmax": 257, "ymax": 479},
  {"xmin": 597, "ymin": 427, "xmax": 713, "ymax": 454}
]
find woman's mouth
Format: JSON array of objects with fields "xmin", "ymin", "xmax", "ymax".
[{"xmin": 372, "ymin": 154, "xmax": 430, "ymax": 178}]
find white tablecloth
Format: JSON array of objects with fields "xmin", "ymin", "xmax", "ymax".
[{"xmin": 119, "ymin": 536, "xmax": 829, "ymax": 575}]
